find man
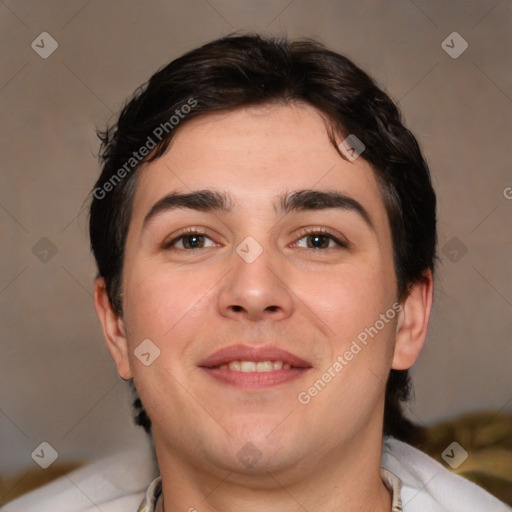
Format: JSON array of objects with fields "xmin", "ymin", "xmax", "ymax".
[
  {"xmin": 90, "ymin": 34, "xmax": 510, "ymax": 511},
  {"xmin": 6, "ymin": 33, "xmax": 508, "ymax": 512}
]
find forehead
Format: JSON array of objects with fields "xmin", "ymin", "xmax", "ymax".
[{"xmin": 129, "ymin": 102, "xmax": 390, "ymax": 238}]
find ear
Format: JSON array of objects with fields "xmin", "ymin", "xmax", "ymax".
[
  {"xmin": 392, "ymin": 270, "xmax": 434, "ymax": 370},
  {"xmin": 93, "ymin": 277, "xmax": 132, "ymax": 380}
]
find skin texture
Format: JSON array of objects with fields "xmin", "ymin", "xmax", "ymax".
[{"xmin": 94, "ymin": 102, "xmax": 433, "ymax": 512}]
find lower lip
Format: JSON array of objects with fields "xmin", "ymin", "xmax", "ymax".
[{"xmin": 200, "ymin": 367, "xmax": 311, "ymax": 389}]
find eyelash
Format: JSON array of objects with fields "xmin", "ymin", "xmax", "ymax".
[
  {"xmin": 162, "ymin": 227, "xmax": 349, "ymax": 251},
  {"xmin": 294, "ymin": 227, "xmax": 349, "ymax": 250}
]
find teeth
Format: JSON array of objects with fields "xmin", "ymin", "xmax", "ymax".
[
  {"xmin": 221, "ymin": 360, "xmax": 291, "ymax": 372},
  {"xmin": 256, "ymin": 361, "xmax": 273, "ymax": 372},
  {"xmin": 240, "ymin": 361, "xmax": 256, "ymax": 372},
  {"xmin": 229, "ymin": 361, "xmax": 241, "ymax": 371}
]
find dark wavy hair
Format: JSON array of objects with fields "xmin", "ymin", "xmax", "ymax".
[{"xmin": 89, "ymin": 33, "xmax": 436, "ymax": 446}]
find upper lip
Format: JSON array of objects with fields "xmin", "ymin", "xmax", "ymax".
[{"xmin": 198, "ymin": 345, "xmax": 312, "ymax": 368}]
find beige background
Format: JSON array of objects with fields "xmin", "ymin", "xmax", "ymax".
[{"xmin": 1, "ymin": 0, "xmax": 511, "ymax": 482}]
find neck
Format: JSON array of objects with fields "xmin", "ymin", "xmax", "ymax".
[{"xmin": 154, "ymin": 431, "xmax": 392, "ymax": 512}]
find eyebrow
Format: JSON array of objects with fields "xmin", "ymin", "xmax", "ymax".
[{"xmin": 142, "ymin": 189, "xmax": 375, "ymax": 231}]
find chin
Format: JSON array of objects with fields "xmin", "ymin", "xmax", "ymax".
[{"xmin": 217, "ymin": 424, "xmax": 304, "ymax": 471}]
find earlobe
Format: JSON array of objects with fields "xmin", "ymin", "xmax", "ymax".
[
  {"xmin": 93, "ymin": 277, "xmax": 132, "ymax": 380},
  {"xmin": 392, "ymin": 270, "xmax": 434, "ymax": 370}
]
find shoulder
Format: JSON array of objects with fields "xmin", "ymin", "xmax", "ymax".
[
  {"xmin": 2, "ymin": 448, "xmax": 158, "ymax": 512},
  {"xmin": 381, "ymin": 436, "xmax": 512, "ymax": 512}
]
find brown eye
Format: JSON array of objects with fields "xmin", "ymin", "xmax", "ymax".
[
  {"xmin": 163, "ymin": 229, "xmax": 216, "ymax": 250},
  {"xmin": 305, "ymin": 233, "xmax": 331, "ymax": 249},
  {"xmin": 178, "ymin": 234, "xmax": 206, "ymax": 249},
  {"xmin": 294, "ymin": 229, "xmax": 348, "ymax": 250}
]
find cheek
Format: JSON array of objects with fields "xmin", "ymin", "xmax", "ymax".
[
  {"xmin": 303, "ymin": 261, "xmax": 392, "ymax": 323},
  {"xmin": 121, "ymin": 264, "xmax": 213, "ymax": 402},
  {"xmin": 299, "ymin": 261, "xmax": 398, "ymax": 382},
  {"xmin": 122, "ymin": 260, "xmax": 211, "ymax": 347}
]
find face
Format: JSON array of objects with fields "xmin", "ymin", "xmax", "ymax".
[{"xmin": 95, "ymin": 102, "xmax": 430, "ymax": 478}]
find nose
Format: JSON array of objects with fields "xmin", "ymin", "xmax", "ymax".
[{"xmin": 217, "ymin": 240, "xmax": 294, "ymax": 322}]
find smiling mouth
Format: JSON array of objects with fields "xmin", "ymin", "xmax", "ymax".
[
  {"xmin": 212, "ymin": 360, "xmax": 293, "ymax": 372},
  {"xmin": 201, "ymin": 359, "xmax": 311, "ymax": 389},
  {"xmin": 198, "ymin": 345, "xmax": 312, "ymax": 389}
]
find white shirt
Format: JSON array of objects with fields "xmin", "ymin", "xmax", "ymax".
[{"xmin": 3, "ymin": 437, "xmax": 510, "ymax": 511}]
